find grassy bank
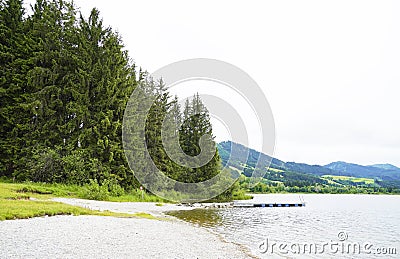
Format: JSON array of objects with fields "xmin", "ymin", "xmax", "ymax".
[
  {"xmin": 0, "ymin": 178, "xmax": 253, "ymax": 202},
  {"xmin": 0, "ymin": 179, "xmax": 167, "ymax": 202},
  {"xmin": 0, "ymin": 182, "xmax": 158, "ymax": 221}
]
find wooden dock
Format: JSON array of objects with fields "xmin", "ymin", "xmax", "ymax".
[{"xmin": 233, "ymin": 202, "xmax": 305, "ymax": 208}]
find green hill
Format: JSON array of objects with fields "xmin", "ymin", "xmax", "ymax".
[{"xmin": 217, "ymin": 141, "xmax": 400, "ymax": 192}]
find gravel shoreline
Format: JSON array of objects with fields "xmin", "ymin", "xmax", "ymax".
[
  {"xmin": 52, "ymin": 198, "xmax": 197, "ymax": 217},
  {"xmin": 0, "ymin": 199, "xmax": 252, "ymax": 258}
]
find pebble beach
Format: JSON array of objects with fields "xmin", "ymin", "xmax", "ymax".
[{"xmin": 0, "ymin": 199, "xmax": 251, "ymax": 258}]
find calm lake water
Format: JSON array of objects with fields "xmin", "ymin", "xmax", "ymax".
[{"xmin": 168, "ymin": 194, "xmax": 400, "ymax": 258}]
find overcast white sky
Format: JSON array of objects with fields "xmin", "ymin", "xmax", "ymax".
[{"xmin": 25, "ymin": 0, "xmax": 400, "ymax": 167}]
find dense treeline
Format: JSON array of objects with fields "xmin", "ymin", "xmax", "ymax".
[
  {"xmin": 248, "ymin": 182, "xmax": 400, "ymax": 195},
  {"xmin": 0, "ymin": 0, "xmax": 221, "ymax": 194},
  {"xmin": 0, "ymin": 0, "xmax": 136, "ymax": 188}
]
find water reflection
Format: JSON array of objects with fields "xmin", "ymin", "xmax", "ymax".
[{"xmin": 167, "ymin": 209, "xmax": 223, "ymax": 227}]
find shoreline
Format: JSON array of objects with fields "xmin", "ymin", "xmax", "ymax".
[
  {"xmin": 0, "ymin": 198, "xmax": 253, "ymax": 258},
  {"xmin": 0, "ymin": 215, "xmax": 250, "ymax": 258},
  {"xmin": 52, "ymin": 198, "xmax": 256, "ymax": 257},
  {"xmin": 52, "ymin": 197, "xmax": 197, "ymax": 217}
]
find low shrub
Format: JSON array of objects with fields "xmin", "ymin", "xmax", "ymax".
[{"xmin": 82, "ymin": 179, "xmax": 110, "ymax": 200}]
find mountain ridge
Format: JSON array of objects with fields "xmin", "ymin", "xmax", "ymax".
[
  {"xmin": 324, "ymin": 161, "xmax": 400, "ymax": 181},
  {"xmin": 217, "ymin": 141, "xmax": 400, "ymax": 188}
]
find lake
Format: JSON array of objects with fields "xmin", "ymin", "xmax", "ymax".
[{"xmin": 168, "ymin": 194, "xmax": 400, "ymax": 258}]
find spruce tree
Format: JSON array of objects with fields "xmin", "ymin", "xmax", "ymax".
[
  {"xmin": 0, "ymin": 0, "xmax": 35, "ymax": 178},
  {"xmin": 23, "ymin": 0, "xmax": 82, "ymax": 182},
  {"xmin": 71, "ymin": 8, "xmax": 137, "ymax": 188},
  {"xmin": 178, "ymin": 93, "xmax": 221, "ymax": 183}
]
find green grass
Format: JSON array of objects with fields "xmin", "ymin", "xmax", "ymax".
[
  {"xmin": 0, "ymin": 181, "xmax": 167, "ymax": 202},
  {"xmin": 0, "ymin": 199, "xmax": 138, "ymax": 221},
  {"xmin": 322, "ymin": 175, "xmax": 375, "ymax": 185},
  {"xmin": 268, "ymin": 168, "xmax": 285, "ymax": 173},
  {"xmin": 0, "ymin": 182, "xmax": 162, "ymax": 221},
  {"xmin": 0, "ymin": 182, "xmax": 71, "ymax": 200},
  {"xmin": 132, "ymin": 212, "xmax": 159, "ymax": 220},
  {"xmin": 231, "ymin": 189, "xmax": 253, "ymax": 200}
]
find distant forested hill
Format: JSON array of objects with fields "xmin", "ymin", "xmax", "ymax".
[
  {"xmin": 325, "ymin": 161, "xmax": 400, "ymax": 180},
  {"xmin": 218, "ymin": 141, "xmax": 400, "ymax": 190}
]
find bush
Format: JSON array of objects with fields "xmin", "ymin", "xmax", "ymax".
[
  {"xmin": 82, "ymin": 179, "xmax": 125, "ymax": 200},
  {"xmin": 82, "ymin": 179, "xmax": 110, "ymax": 200},
  {"xmin": 62, "ymin": 151, "xmax": 90, "ymax": 184},
  {"xmin": 107, "ymin": 179, "xmax": 125, "ymax": 197},
  {"xmin": 27, "ymin": 148, "xmax": 64, "ymax": 183}
]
